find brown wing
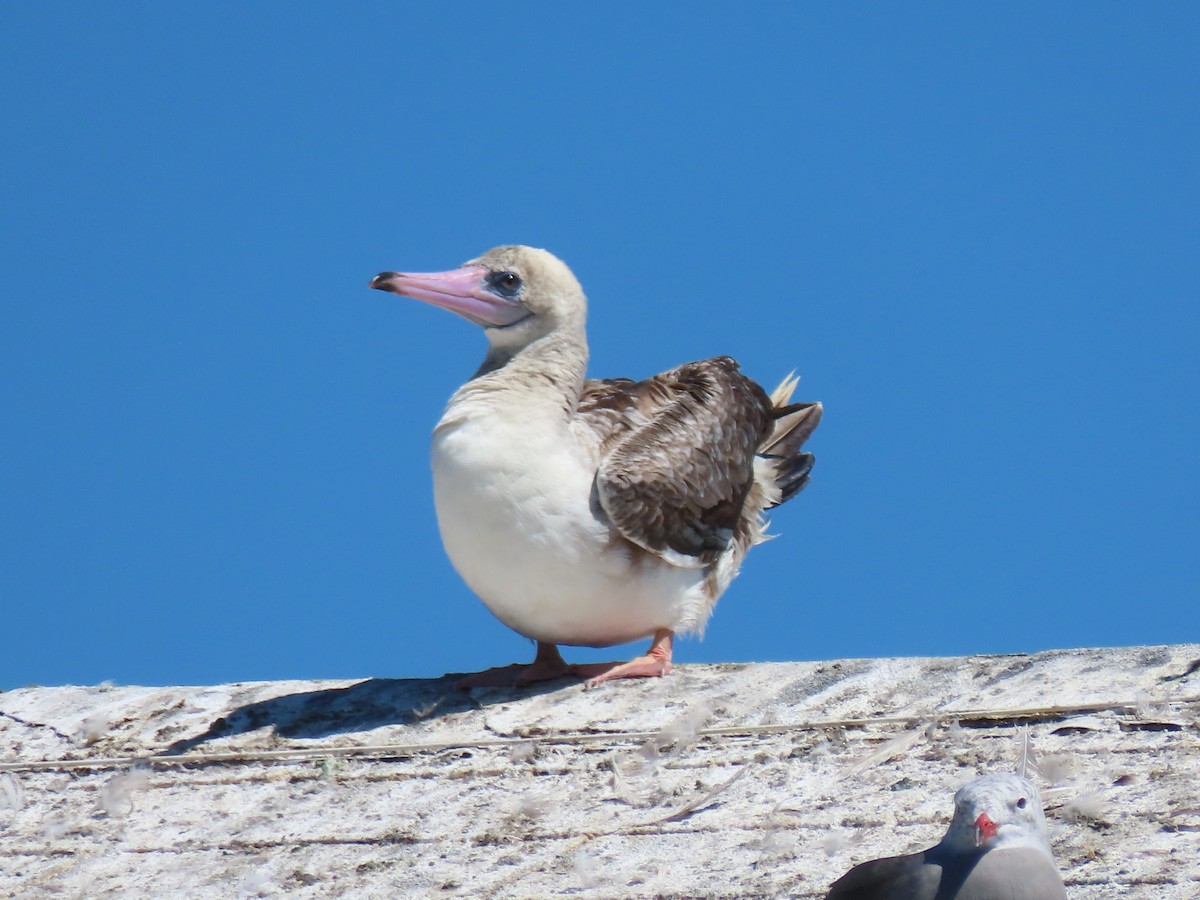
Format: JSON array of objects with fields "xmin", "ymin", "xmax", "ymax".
[{"xmin": 582, "ymin": 357, "xmax": 772, "ymax": 564}]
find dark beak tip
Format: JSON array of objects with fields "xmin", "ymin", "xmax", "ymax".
[{"xmin": 369, "ymin": 272, "xmax": 398, "ymax": 291}]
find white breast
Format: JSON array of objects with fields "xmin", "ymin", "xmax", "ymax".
[{"xmin": 430, "ymin": 401, "xmax": 705, "ymax": 647}]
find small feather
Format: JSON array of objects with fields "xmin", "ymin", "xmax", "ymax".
[
  {"xmin": 769, "ymin": 371, "xmax": 800, "ymax": 406},
  {"xmin": 1013, "ymin": 725, "xmax": 1039, "ymax": 781},
  {"xmin": 839, "ymin": 724, "xmax": 927, "ymax": 779}
]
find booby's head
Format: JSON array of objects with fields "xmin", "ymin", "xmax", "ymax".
[
  {"xmin": 940, "ymin": 773, "xmax": 1053, "ymax": 857},
  {"xmin": 370, "ymin": 245, "xmax": 587, "ymax": 352}
]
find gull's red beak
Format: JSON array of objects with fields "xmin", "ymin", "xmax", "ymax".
[{"xmin": 975, "ymin": 812, "xmax": 998, "ymax": 846}]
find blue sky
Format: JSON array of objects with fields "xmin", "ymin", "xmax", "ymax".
[{"xmin": 2, "ymin": 5, "xmax": 1196, "ymax": 690}]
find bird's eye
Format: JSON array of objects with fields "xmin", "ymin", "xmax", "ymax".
[
  {"xmin": 1016, "ymin": 797, "xmax": 1027, "ymax": 809},
  {"xmin": 488, "ymin": 271, "xmax": 523, "ymax": 299}
]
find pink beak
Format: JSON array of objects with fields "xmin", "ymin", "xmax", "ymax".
[{"xmin": 369, "ymin": 265, "xmax": 529, "ymax": 328}]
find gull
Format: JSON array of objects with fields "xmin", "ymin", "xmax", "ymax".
[
  {"xmin": 826, "ymin": 773, "xmax": 1067, "ymax": 899},
  {"xmin": 370, "ymin": 246, "xmax": 821, "ymax": 687}
]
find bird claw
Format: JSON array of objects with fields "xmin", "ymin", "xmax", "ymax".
[
  {"xmin": 582, "ymin": 654, "xmax": 673, "ymax": 688},
  {"xmin": 457, "ymin": 631, "xmax": 675, "ymax": 690}
]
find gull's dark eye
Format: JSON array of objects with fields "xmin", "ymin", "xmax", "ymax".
[
  {"xmin": 487, "ymin": 271, "xmax": 523, "ymax": 299},
  {"xmin": 1016, "ymin": 797, "xmax": 1027, "ymax": 809}
]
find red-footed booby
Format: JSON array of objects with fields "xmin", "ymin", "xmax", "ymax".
[
  {"xmin": 370, "ymin": 246, "xmax": 821, "ymax": 687},
  {"xmin": 826, "ymin": 773, "xmax": 1067, "ymax": 899}
]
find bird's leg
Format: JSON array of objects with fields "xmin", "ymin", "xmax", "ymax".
[
  {"xmin": 456, "ymin": 641, "xmax": 577, "ymax": 688},
  {"xmin": 577, "ymin": 629, "xmax": 674, "ymax": 688},
  {"xmin": 457, "ymin": 632, "xmax": 675, "ymax": 689},
  {"xmin": 516, "ymin": 642, "xmax": 576, "ymax": 685}
]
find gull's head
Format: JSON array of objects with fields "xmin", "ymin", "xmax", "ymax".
[
  {"xmin": 370, "ymin": 245, "xmax": 586, "ymax": 352},
  {"xmin": 941, "ymin": 773, "xmax": 1053, "ymax": 857}
]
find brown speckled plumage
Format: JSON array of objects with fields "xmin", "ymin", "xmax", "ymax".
[{"xmin": 584, "ymin": 357, "xmax": 772, "ymax": 562}]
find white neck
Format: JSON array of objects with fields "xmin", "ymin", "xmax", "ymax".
[{"xmin": 438, "ymin": 324, "xmax": 589, "ymax": 433}]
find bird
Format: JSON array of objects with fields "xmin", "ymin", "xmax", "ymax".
[
  {"xmin": 825, "ymin": 773, "xmax": 1067, "ymax": 899},
  {"xmin": 369, "ymin": 245, "xmax": 821, "ymax": 687}
]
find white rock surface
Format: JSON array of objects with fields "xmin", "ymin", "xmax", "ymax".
[{"xmin": 2, "ymin": 645, "xmax": 1198, "ymax": 898}]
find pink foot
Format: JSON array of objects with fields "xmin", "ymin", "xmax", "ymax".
[
  {"xmin": 456, "ymin": 631, "xmax": 677, "ymax": 690},
  {"xmin": 457, "ymin": 642, "xmax": 580, "ymax": 688},
  {"xmin": 583, "ymin": 629, "xmax": 674, "ymax": 688}
]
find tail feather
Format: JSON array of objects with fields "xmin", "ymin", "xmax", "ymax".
[
  {"xmin": 762, "ymin": 401, "xmax": 822, "ymax": 458},
  {"xmin": 769, "ymin": 371, "xmax": 800, "ymax": 407},
  {"xmin": 770, "ymin": 451, "xmax": 815, "ymax": 508},
  {"xmin": 760, "ymin": 375, "xmax": 822, "ymax": 510}
]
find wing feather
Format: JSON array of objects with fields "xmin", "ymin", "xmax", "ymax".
[{"xmin": 582, "ymin": 357, "xmax": 772, "ymax": 564}]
